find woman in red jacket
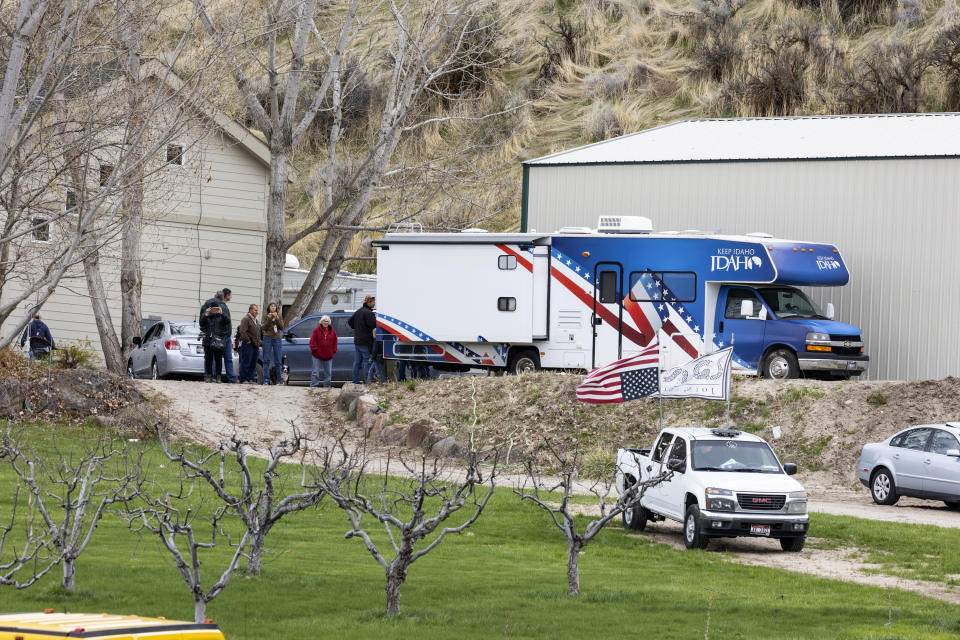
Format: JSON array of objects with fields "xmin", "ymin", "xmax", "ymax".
[{"xmin": 309, "ymin": 315, "xmax": 338, "ymax": 388}]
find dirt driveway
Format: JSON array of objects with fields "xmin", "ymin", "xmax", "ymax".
[{"xmin": 134, "ymin": 378, "xmax": 960, "ymax": 604}]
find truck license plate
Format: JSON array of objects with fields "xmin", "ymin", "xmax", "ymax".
[
  {"xmin": 750, "ymin": 524, "xmax": 771, "ymax": 536},
  {"xmin": 846, "ymin": 361, "xmax": 857, "ymax": 370}
]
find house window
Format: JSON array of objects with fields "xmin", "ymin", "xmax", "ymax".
[
  {"xmin": 31, "ymin": 217, "xmax": 50, "ymax": 242},
  {"xmin": 99, "ymin": 164, "xmax": 113, "ymax": 186},
  {"xmin": 498, "ymin": 255, "xmax": 517, "ymax": 270},
  {"xmin": 497, "ymin": 297, "xmax": 516, "ymax": 312},
  {"xmin": 166, "ymin": 144, "xmax": 183, "ymax": 166},
  {"xmin": 65, "ymin": 191, "xmax": 77, "ymax": 210}
]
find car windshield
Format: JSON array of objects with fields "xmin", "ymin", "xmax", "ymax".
[
  {"xmin": 170, "ymin": 323, "xmax": 201, "ymax": 336},
  {"xmin": 756, "ymin": 287, "xmax": 825, "ymax": 319},
  {"xmin": 691, "ymin": 440, "xmax": 782, "ymax": 473}
]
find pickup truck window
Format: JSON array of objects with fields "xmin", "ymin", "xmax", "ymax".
[
  {"xmin": 652, "ymin": 433, "xmax": 673, "ymax": 463},
  {"xmin": 691, "ymin": 440, "xmax": 782, "ymax": 473},
  {"xmin": 668, "ymin": 438, "xmax": 687, "ymax": 470}
]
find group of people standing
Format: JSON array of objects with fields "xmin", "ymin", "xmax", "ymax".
[
  {"xmin": 198, "ymin": 288, "xmax": 285, "ymax": 384},
  {"xmin": 306, "ymin": 293, "xmax": 382, "ymax": 388}
]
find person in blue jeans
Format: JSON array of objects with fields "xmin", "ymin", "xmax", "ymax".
[
  {"xmin": 261, "ymin": 301, "xmax": 284, "ymax": 384},
  {"xmin": 349, "ymin": 295, "xmax": 377, "ymax": 384},
  {"xmin": 366, "ymin": 339, "xmax": 385, "ymax": 383},
  {"xmin": 199, "ymin": 288, "xmax": 238, "ymax": 382},
  {"xmin": 309, "ymin": 315, "xmax": 337, "ymax": 387}
]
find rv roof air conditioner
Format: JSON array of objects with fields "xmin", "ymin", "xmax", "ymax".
[
  {"xmin": 557, "ymin": 226, "xmax": 593, "ymax": 234},
  {"xmin": 597, "ymin": 216, "xmax": 653, "ymax": 234}
]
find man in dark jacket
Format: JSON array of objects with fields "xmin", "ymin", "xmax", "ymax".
[
  {"xmin": 199, "ymin": 288, "xmax": 237, "ymax": 382},
  {"xmin": 349, "ymin": 295, "xmax": 377, "ymax": 384},
  {"xmin": 20, "ymin": 313, "xmax": 54, "ymax": 359}
]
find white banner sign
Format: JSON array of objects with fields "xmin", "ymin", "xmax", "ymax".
[{"xmin": 658, "ymin": 347, "xmax": 733, "ymax": 401}]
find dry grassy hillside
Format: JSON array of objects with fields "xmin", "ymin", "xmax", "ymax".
[
  {"xmin": 379, "ymin": 374, "xmax": 960, "ymax": 485},
  {"xmin": 157, "ymin": 0, "xmax": 960, "ymax": 268}
]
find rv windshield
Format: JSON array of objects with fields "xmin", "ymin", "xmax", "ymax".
[{"xmin": 757, "ymin": 287, "xmax": 824, "ymax": 319}]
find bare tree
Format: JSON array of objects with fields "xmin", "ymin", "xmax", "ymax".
[
  {"xmin": 1, "ymin": 425, "xmax": 142, "ymax": 591},
  {"xmin": 515, "ymin": 441, "xmax": 671, "ymax": 596},
  {"xmin": 158, "ymin": 424, "xmax": 326, "ymax": 575},
  {"xmin": 315, "ymin": 432, "xmax": 498, "ymax": 616},
  {"xmin": 0, "ymin": 487, "xmax": 61, "ymax": 589},
  {"xmin": 123, "ymin": 472, "xmax": 248, "ymax": 623}
]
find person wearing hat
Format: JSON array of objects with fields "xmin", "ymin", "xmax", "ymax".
[
  {"xmin": 20, "ymin": 312, "xmax": 54, "ymax": 359},
  {"xmin": 348, "ymin": 294, "xmax": 377, "ymax": 384}
]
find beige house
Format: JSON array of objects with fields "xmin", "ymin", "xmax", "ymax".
[{"xmin": 2, "ymin": 67, "xmax": 271, "ymax": 358}]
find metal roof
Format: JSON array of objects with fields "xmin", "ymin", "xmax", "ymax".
[{"xmin": 525, "ymin": 113, "xmax": 960, "ymax": 165}]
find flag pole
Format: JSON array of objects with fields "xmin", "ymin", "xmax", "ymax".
[
  {"xmin": 657, "ymin": 329, "xmax": 663, "ymax": 431},
  {"xmin": 725, "ymin": 333, "xmax": 734, "ymax": 429}
]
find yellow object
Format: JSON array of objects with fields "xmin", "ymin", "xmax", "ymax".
[
  {"xmin": 0, "ymin": 611, "xmax": 225, "ymax": 639},
  {"xmin": 806, "ymin": 345, "xmax": 831, "ymax": 352}
]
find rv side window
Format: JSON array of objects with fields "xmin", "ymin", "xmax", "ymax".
[
  {"xmin": 498, "ymin": 255, "xmax": 517, "ymax": 270},
  {"xmin": 497, "ymin": 297, "xmax": 516, "ymax": 311},
  {"xmin": 629, "ymin": 271, "xmax": 696, "ymax": 303},
  {"xmin": 598, "ymin": 271, "xmax": 618, "ymax": 303}
]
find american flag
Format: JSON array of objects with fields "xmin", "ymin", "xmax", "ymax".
[{"xmin": 576, "ymin": 342, "xmax": 660, "ymax": 404}]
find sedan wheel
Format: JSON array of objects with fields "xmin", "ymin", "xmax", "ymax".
[
  {"xmin": 151, "ymin": 360, "xmax": 160, "ymax": 380},
  {"xmin": 870, "ymin": 468, "xmax": 899, "ymax": 505},
  {"xmin": 127, "ymin": 360, "xmax": 136, "ymax": 379}
]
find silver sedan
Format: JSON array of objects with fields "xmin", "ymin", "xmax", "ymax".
[
  {"xmin": 127, "ymin": 320, "xmax": 239, "ymax": 379},
  {"xmin": 857, "ymin": 423, "xmax": 960, "ymax": 509}
]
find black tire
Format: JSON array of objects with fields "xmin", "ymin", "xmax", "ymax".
[
  {"xmin": 763, "ymin": 348, "xmax": 800, "ymax": 380},
  {"xmin": 622, "ymin": 502, "xmax": 648, "ymax": 531},
  {"xmin": 508, "ymin": 349, "xmax": 540, "ymax": 375},
  {"xmin": 945, "ymin": 501, "xmax": 960, "ymax": 510},
  {"xmin": 683, "ymin": 505, "xmax": 709, "ymax": 550},
  {"xmin": 150, "ymin": 360, "xmax": 160, "ymax": 380},
  {"xmin": 870, "ymin": 468, "xmax": 899, "ymax": 505},
  {"xmin": 127, "ymin": 360, "xmax": 136, "ymax": 379},
  {"xmin": 780, "ymin": 536, "xmax": 806, "ymax": 552}
]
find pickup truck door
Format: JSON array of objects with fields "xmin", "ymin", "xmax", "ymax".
[
  {"xmin": 657, "ymin": 436, "xmax": 688, "ymax": 521},
  {"xmin": 923, "ymin": 429, "xmax": 960, "ymax": 498},
  {"xmin": 641, "ymin": 432, "xmax": 674, "ymax": 514},
  {"xmin": 715, "ymin": 287, "xmax": 767, "ymax": 371}
]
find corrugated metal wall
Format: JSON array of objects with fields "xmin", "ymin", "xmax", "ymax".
[{"xmin": 526, "ymin": 158, "xmax": 960, "ymax": 380}]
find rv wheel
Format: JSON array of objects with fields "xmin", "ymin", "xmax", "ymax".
[
  {"xmin": 763, "ymin": 349, "xmax": 799, "ymax": 380},
  {"xmin": 509, "ymin": 349, "xmax": 540, "ymax": 375}
]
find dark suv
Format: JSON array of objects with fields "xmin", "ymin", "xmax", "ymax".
[{"xmin": 282, "ymin": 311, "xmax": 356, "ymax": 385}]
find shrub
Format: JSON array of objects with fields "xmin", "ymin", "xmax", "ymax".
[
  {"xmin": 833, "ymin": 40, "xmax": 930, "ymax": 113},
  {"xmin": 930, "ymin": 23, "xmax": 960, "ymax": 110},
  {"xmin": 429, "ymin": 9, "xmax": 505, "ymax": 103},
  {"xmin": 55, "ymin": 339, "xmax": 99, "ymax": 370},
  {"xmin": 686, "ymin": 0, "xmax": 746, "ymax": 82},
  {"xmin": 583, "ymin": 103, "xmax": 626, "ymax": 142},
  {"xmin": 790, "ymin": 0, "xmax": 897, "ymax": 26},
  {"xmin": 866, "ymin": 391, "xmax": 888, "ymax": 407}
]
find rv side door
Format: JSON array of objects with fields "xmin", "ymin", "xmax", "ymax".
[{"xmin": 592, "ymin": 262, "xmax": 624, "ymax": 368}]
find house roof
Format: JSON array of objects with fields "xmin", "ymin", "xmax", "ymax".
[
  {"xmin": 525, "ymin": 113, "xmax": 960, "ymax": 166},
  {"xmin": 143, "ymin": 61, "xmax": 271, "ymax": 170}
]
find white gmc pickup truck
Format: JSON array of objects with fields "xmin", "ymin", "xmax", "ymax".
[{"xmin": 616, "ymin": 427, "xmax": 809, "ymax": 551}]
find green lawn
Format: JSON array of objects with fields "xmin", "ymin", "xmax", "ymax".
[{"xmin": 2, "ymin": 423, "xmax": 959, "ymax": 639}]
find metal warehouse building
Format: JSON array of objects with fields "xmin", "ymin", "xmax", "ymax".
[{"xmin": 521, "ymin": 113, "xmax": 960, "ymax": 381}]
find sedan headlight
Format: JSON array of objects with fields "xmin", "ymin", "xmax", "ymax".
[
  {"xmin": 705, "ymin": 487, "xmax": 735, "ymax": 512},
  {"xmin": 786, "ymin": 491, "xmax": 807, "ymax": 513}
]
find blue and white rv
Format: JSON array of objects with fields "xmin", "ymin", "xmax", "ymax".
[{"xmin": 373, "ymin": 216, "xmax": 868, "ymax": 379}]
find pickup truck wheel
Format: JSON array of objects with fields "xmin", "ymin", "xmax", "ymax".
[
  {"xmin": 870, "ymin": 468, "xmax": 899, "ymax": 505},
  {"xmin": 622, "ymin": 503, "xmax": 647, "ymax": 531},
  {"xmin": 683, "ymin": 505, "xmax": 709, "ymax": 550},
  {"xmin": 763, "ymin": 349, "xmax": 799, "ymax": 380},
  {"xmin": 780, "ymin": 536, "xmax": 806, "ymax": 552}
]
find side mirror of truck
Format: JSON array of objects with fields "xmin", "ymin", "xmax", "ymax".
[
  {"xmin": 783, "ymin": 462, "xmax": 798, "ymax": 475},
  {"xmin": 740, "ymin": 299, "xmax": 754, "ymax": 318},
  {"xmin": 667, "ymin": 457, "xmax": 686, "ymax": 473},
  {"xmin": 825, "ymin": 302, "xmax": 835, "ymax": 320},
  {"xmin": 132, "ymin": 336, "xmax": 142, "ymax": 346}
]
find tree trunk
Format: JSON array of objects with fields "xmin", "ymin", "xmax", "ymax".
[
  {"xmin": 303, "ymin": 234, "xmax": 351, "ymax": 316},
  {"xmin": 247, "ymin": 534, "xmax": 265, "ymax": 575},
  {"xmin": 194, "ymin": 597, "xmax": 206, "ymax": 623},
  {"xmin": 119, "ymin": 2, "xmax": 144, "ymax": 352},
  {"xmin": 264, "ymin": 151, "xmax": 289, "ymax": 307},
  {"xmin": 82, "ymin": 233, "xmax": 125, "ymax": 373},
  {"xmin": 567, "ymin": 543, "xmax": 581, "ymax": 596},
  {"xmin": 385, "ymin": 570, "xmax": 405, "ymax": 617},
  {"xmin": 62, "ymin": 556, "xmax": 76, "ymax": 592}
]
